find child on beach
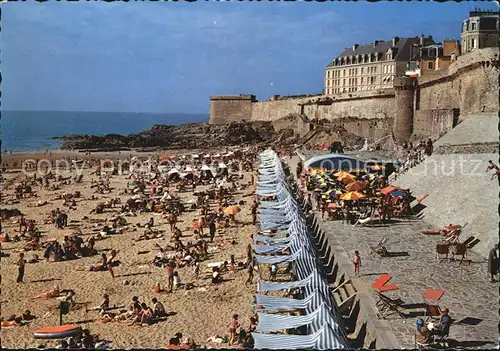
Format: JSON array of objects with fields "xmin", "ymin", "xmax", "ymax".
[
  {"xmin": 16, "ymin": 253, "xmax": 26, "ymax": 283},
  {"xmin": 353, "ymin": 251, "xmax": 361, "ymax": 277}
]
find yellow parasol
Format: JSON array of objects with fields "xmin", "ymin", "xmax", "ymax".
[
  {"xmin": 346, "ymin": 181, "xmax": 367, "ymax": 192},
  {"xmin": 340, "ymin": 191, "xmax": 366, "ymax": 201},
  {"xmin": 371, "ymin": 165, "xmax": 385, "ymax": 171},
  {"xmin": 224, "ymin": 205, "xmax": 241, "ymax": 215}
]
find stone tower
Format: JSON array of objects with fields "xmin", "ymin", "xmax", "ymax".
[{"xmin": 393, "ymin": 76, "xmax": 415, "ymax": 144}]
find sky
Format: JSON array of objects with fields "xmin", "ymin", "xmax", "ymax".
[{"xmin": 3, "ymin": 1, "xmax": 499, "ymax": 114}]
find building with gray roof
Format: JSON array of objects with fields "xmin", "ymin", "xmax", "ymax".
[{"xmin": 324, "ymin": 36, "xmax": 435, "ymax": 95}]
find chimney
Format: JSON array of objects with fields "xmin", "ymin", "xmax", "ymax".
[
  {"xmin": 373, "ymin": 40, "xmax": 380, "ymax": 47},
  {"xmin": 419, "ymin": 35, "xmax": 424, "ymax": 47},
  {"xmin": 392, "ymin": 37, "xmax": 400, "ymax": 46},
  {"xmin": 352, "ymin": 44, "xmax": 359, "ymax": 51}
]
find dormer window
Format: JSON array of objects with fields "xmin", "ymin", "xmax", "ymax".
[{"xmin": 471, "ymin": 22, "xmax": 476, "ymax": 30}]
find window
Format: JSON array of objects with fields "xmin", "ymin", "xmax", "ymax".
[
  {"xmin": 361, "ymin": 77, "xmax": 364, "ymax": 85},
  {"xmin": 471, "ymin": 22, "xmax": 476, "ymax": 30},
  {"xmin": 361, "ymin": 67, "xmax": 364, "ymax": 75},
  {"xmin": 472, "ymin": 39, "xmax": 476, "ymax": 49},
  {"xmin": 343, "ymin": 78, "xmax": 346, "ymax": 86},
  {"xmin": 427, "ymin": 61, "xmax": 434, "ymax": 70}
]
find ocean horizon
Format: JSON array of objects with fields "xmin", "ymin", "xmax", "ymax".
[{"xmin": 1, "ymin": 110, "xmax": 209, "ymax": 152}]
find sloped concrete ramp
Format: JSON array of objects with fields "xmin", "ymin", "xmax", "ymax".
[
  {"xmin": 434, "ymin": 113, "xmax": 498, "ymax": 153},
  {"xmin": 395, "ymin": 113, "xmax": 499, "ymax": 258}
]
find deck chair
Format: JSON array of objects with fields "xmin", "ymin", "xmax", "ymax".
[
  {"xmin": 424, "ymin": 304, "xmax": 441, "ymax": 322},
  {"xmin": 466, "ymin": 238, "xmax": 480, "ymax": 250},
  {"xmin": 451, "ymin": 243, "xmax": 468, "ymax": 265},
  {"xmin": 369, "ymin": 238, "xmax": 389, "ymax": 256},
  {"xmin": 375, "ymin": 291, "xmax": 406, "ymax": 319},
  {"xmin": 436, "ymin": 243, "xmax": 450, "ymax": 261},
  {"xmin": 354, "ymin": 216, "xmax": 375, "ymax": 227}
]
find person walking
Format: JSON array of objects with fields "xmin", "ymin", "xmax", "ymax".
[
  {"xmin": 250, "ymin": 201, "xmax": 258, "ymax": 226},
  {"xmin": 16, "ymin": 252, "xmax": 26, "ymax": 283},
  {"xmin": 208, "ymin": 216, "xmax": 216, "ymax": 242},
  {"xmin": 353, "ymin": 251, "xmax": 361, "ymax": 277},
  {"xmin": 245, "ymin": 259, "xmax": 254, "ymax": 286},
  {"xmin": 488, "ymin": 244, "xmax": 499, "ymax": 283}
]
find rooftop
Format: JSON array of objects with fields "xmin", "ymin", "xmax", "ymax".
[{"xmin": 327, "ymin": 36, "xmax": 434, "ymax": 67}]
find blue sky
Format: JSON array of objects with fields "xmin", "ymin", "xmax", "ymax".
[{"xmin": 3, "ymin": 1, "xmax": 499, "ymax": 114}]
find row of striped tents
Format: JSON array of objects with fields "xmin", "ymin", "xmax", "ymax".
[{"xmin": 250, "ymin": 149, "xmax": 349, "ymax": 350}]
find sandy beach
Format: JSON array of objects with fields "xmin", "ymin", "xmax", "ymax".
[{"xmin": 1, "ymin": 150, "xmax": 258, "ymax": 349}]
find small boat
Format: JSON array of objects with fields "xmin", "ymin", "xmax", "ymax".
[{"xmin": 33, "ymin": 324, "xmax": 82, "ymax": 339}]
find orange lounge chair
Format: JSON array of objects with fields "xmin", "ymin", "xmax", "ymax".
[{"xmin": 371, "ymin": 273, "xmax": 392, "ymax": 290}]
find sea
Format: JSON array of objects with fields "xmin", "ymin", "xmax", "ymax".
[{"xmin": 1, "ymin": 111, "xmax": 209, "ymax": 152}]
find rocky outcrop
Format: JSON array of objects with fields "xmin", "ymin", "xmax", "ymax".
[
  {"xmin": 55, "ymin": 121, "xmax": 277, "ymax": 151},
  {"xmin": 55, "ymin": 117, "xmax": 376, "ymax": 151}
]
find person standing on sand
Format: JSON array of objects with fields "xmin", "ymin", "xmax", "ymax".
[
  {"xmin": 107, "ymin": 249, "xmax": 119, "ymax": 279},
  {"xmin": 246, "ymin": 259, "xmax": 254, "ymax": 285},
  {"xmin": 353, "ymin": 251, "xmax": 361, "ymax": 277},
  {"xmin": 228, "ymin": 314, "xmax": 240, "ymax": 346},
  {"xmin": 488, "ymin": 244, "xmax": 499, "ymax": 283},
  {"xmin": 16, "ymin": 252, "xmax": 26, "ymax": 283},
  {"xmin": 208, "ymin": 216, "xmax": 216, "ymax": 242}
]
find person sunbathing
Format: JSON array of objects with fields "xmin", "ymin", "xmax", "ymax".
[{"xmin": 33, "ymin": 286, "xmax": 60, "ymax": 299}]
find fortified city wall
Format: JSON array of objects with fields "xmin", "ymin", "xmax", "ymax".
[{"xmin": 209, "ymin": 48, "xmax": 499, "ymax": 143}]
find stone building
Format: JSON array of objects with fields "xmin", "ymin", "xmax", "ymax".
[
  {"xmin": 461, "ymin": 9, "xmax": 499, "ymax": 54},
  {"xmin": 324, "ymin": 36, "xmax": 434, "ymax": 95},
  {"xmin": 405, "ymin": 40, "xmax": 460, "ymax": 77}
]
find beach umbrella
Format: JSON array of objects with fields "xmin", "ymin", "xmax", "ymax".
[
  {"xmin": 192, "ymin": 154, "xmax": 199, "ymax": 159},
  {"xmin": 159, "ymin": 154, "xmax": 171, "ymax": 160},
  {"xmin": 203, "ymin": 154, "xmax": 211, "ymax": 158},
  {"xmin": 224, "ymin": 205, "xmax": 241, "ymax": 215},
  {"xmin": 201, "ymin": 165, "xmax": 211, "ymax": 171},
  {"xmin": 218, "ymin": 163, "xmax": 227, "ymax": 169},
  {"xmin": 340, "ymin": 191, "xmax": 366, "ymax": 201},
  {"xmin": 346, "ymin": 181, "xmax": 367, "ymax": 192},
  {"xmin": 334, "ymin": 171, "xmax": 352, "ymax": 177},
  {"xmin": 169, "ymin": 155, "xmax": 178, "ymax": 159},
  {"xmin": 184, "ymin": 166, "xmax": 194, "ymax": 173},
  {"xmin": 389, "ymin": 189, "xmax": 408, "ymax": 198},
  {"xmin": 168, "ymin": 168, "xmax": 179, "ymax": 175},
  {"xmin": 214, "ymin": 154, "xmax": 221, "ymax": 158},
  {"xmin": 371, "ymin": 165, "xmax": 385, "ymax": 171},
  {"xmin": 380, "ymin": 185, "xmax": 400, "ymax": 195}
]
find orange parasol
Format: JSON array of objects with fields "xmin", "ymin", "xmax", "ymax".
[
  {"xmin": 346, "ymin": 181, "xmax": 367, "ymax": 192},
  {"xmin": 340, "ymin": 191, "xmax": 366, "ymax": 201},
  {"xmin": 159, "ymin": 154, "xmax": 171, "ymax": 160},
  {"xmin": 224, "ymin": 205, "xmax": 241, "ymax": 215},
  {"xmin": 380, "ymin": 185, "xmax": 400, "ymax": 195}
]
